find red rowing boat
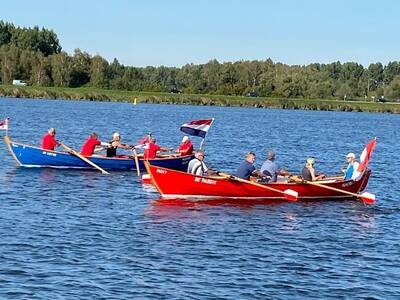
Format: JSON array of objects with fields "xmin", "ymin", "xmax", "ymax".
[{"xmin": 145, "ymin": 162, "xmax": 372, "ymax": 202}]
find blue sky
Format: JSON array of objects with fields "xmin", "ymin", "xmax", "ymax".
[{"xmin": 2, "ymin": 0, "xmax": 399, "ymax": 67}]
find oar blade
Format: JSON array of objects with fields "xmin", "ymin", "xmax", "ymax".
[
  {"xmin": 360, "ymin": 192, "xmax": 376, "ymax": 205},
  {"xmin": 141, "ymin": 174, "xmax": 152, "ymax": 184},
  {"xmin": 283, "ymin": 189, "xmax": 298, "ymax": 202}
]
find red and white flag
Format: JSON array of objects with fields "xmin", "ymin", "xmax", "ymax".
[
  {"xmin": 0, "ymin": 118, "xmax": 9, "ymax": 130},
  {"xmin": 357, "ymin": 138, "xmax": 377, "ymax": 173},
  {"xmin": 135, "ymin": 134, "xmax": 152, "ymax": 149},
  {"xmin": 180, "ymin": 119, "xmax": 214, "ymax": 138}
]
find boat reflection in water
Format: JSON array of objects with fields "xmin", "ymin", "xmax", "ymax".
[
  {"xmin": 145, "ymin": 197, "xmax": 291, "ymax": 221},
  {"xmin": 151, "ymin": 197, "xmax": 289, "ymax": 208}
]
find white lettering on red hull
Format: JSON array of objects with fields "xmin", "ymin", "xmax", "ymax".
[
  {"xmin": 342, "ymin": 181, "xmax": 354, "ymax": 187},
  {"xmin": 194, "ymin": 177, "xmax": 216, "ymax": 185},
  {"xmin": 156, "ymin": 169, "xmax": 167, "ymax": 174}
]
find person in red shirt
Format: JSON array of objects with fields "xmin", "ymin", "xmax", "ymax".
[
  {"xmin": 80, "ymin": 132, "xmax": 104, "ymax": 156},
  {"xmin": 42, "ymin": 128, "xmax": 60, "ymax": 150},
  {"xmin": 143, "ymin": 136, "xmax": 170, "ymax": 160},
  {"xmin": 177, "ymin": 135, "xmax": 193, "ymax": 156}
]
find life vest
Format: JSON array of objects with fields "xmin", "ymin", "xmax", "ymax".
[{"xmin": 189, "ymin": 159, "xmax": 206, "ymax": 175}]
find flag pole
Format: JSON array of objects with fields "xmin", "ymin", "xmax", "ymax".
[
  {"xmin": 5, "ymin": 118, "xmax": 9, "ymax": 137},
  {"xmin": 199, "ymin": 138, "xmax": 205, "ymax": 150},
  {"xmin": 199, "ymin": 118, "xmax": 214, "ymax": 150}
]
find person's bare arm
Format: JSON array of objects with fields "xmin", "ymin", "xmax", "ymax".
[
  {"xmin": 279, "ymin": 169, "xmax": 291, "ymax": 176},
  {"xmin": 159, "ymin": 147, "xmax": 172, "ymax": 152},
  {"xmin": 311, "ymin": 168, "xmax": 326, "ymax": 180},
  {"xmin": 114, "ymin": 141, "xmax": 131, "ymax": 150},
  {"xmin": 310, "ymin": 168, "xmax": 317, "ymax": 181}
]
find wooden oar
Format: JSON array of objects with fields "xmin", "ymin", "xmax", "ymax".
[
  {"xmin": 132, "ymin": 148, "xmax": 141, "ymax": 176},
  {"xmin": 291, "ymin": 177, "xmax": 375, "ymax": 205},
  {"xmin": 60, "ymin": 143, "xmax": 110, "ymax": 175},
  {"xmin": 218, "ymin": 172, "xmax": 298, "ymax": 201}
]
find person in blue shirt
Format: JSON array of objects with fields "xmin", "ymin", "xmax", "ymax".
[
  {"xmin": 343, "ymin": 152, "xmax": 360, "ymax": 180},
  {"xmin": 260, "ymin": 150, "xmax": 290, "ymax": 182},
  {"xmin": 235, "ymin": 152, "xmax": 262, "ymax": 180}
]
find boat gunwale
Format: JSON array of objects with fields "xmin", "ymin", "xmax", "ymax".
[{"xmin": 7, "ymin": 137, "xmax": 193, "ymax": 162}]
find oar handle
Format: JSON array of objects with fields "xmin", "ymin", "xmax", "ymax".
[{"xmin": 218, "ymin": 172, "xmax": 298, "ymax": 201}]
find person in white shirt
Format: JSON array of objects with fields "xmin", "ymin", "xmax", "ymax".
[
  {"xmin": 344, "ymin": 152, "xmax": 360, "ymax": 180},
  {"xmin": 187, "ymin": 149, "xmax": 209, "ymax": 176}
]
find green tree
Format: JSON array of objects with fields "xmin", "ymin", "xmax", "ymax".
[
  {"xmin": 335, "ymin": 82, "xmax": 353, "ymax": 99},
  {"xmin": 0, "ymin": 44, "xmax": 20, "ymax": 83},
  {"xmin": 70, "ymin": 49, "xmax": 91, "ymax": 87},
  {"xmin": 50, "ymin": 52, "xmax": 72, "ymax": 87},
  {"xmin": 385, "ymin": 75, "xmax": 400, "ymax": 100},
  {"xmin": 30, "ymin": 52, "xmax": 51, "ymax": 86},
  {"xmin": 383, "ymin": 61, "xmax": 400, "ymax": 84},
  {"xmin": 90, "ymin": 55, "xmax": 110, "ymax": 87},
  {"xmin": 0, "ymin": 21, "xmax": 12, "ymax": 46}
]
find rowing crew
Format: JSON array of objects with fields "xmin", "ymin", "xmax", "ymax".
[
  {"xmin": 187, "ymin": 149, "xmax": 361, "ymax": 182},
  {"xmin": 41, "ymin": 128, "xmax": 194, "ymax": 159}
]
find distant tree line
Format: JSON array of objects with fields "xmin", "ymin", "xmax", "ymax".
[{"xmin": 1, "ymin": 20, "xmax": 400, "ymax": 100}]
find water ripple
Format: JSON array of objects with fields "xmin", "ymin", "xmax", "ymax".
[{"xmin": 0, "ymin": 99, "xmax": 399, "ymax": 299}]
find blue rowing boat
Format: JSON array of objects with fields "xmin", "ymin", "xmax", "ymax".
[{"xmin": 4, "ymin": 136, "xmax": 194, "ymax": 171}]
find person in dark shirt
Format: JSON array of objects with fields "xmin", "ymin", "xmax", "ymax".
[
  {"xmin": 235, "ymin": 152, "xmax": 262, "ymax": 180},
  {"xmin": 260, "ymin": 150, "xmax": 290, "ymax": 182},
  {"xmin": 301, "ymin": 157, "xmax": 325, "ymax": 181},
  {"xmin": 106, "ymin": 132, "xmax": 132, "ymax": 157}
]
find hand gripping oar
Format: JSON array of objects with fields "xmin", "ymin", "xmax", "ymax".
[
  {"xmin": 61, "ymin": 143, "xmax": 110, "ymax": 175},
  {"xmin": 218, "ymin": 172, "xmax": 298, "ymax": 201},
  {"xmin": 292, "ymin": 177, "xmax": 375, "ymax": 205}
]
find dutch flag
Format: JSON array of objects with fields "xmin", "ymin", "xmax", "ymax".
[{"xmin": 180, "ymin": 119, "xmax": 214, "ymax": 138}]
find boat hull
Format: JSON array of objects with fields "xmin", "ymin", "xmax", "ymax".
[
  {"xmin": 5, "ymin": 137, "xmax": 193, "ymax": 171},
  {"xmin": 146, "ymin": 164, "xmax": 371, "ymax": 200}
]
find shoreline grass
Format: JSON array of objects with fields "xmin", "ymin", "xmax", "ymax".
[{"xmin": 1, "ymin": 84, "xmax": 399, "ymax": 113}]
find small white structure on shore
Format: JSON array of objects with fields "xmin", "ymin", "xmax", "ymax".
[{"xmin": 12, "ymin": 80, "xmax": 27, "ymax": 86}]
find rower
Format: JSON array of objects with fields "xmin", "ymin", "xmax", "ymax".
[
  {"xmin": 235, "ymin": 151, "xmax": 263, "ymax": 180},
  {"xmin": 143, "ymin": 136, "xmax": 170, "ymax": 160},
  {"xmin": 106, "ymin": 132, "xmax": 131, "ymax": 157},
  {"xmin": 260, "ymin": 150, "xmax": 290, "ymax": 182},
  {"xmin": 80, "ymin": 132, "xmax": 109, "ymax": 156},
  {"xmin": 187, "ymin": 149, "xmax": 209, "ymax": 176},
  {"xmin": 343, "ymin": 152, "xmax": 360, "ymax": 180},
  {"xmin": 176, "ymin": 135, "xmax": 194, "ymax": 156},
  {"xmin": 301, "ymin": 157, "xmax": 325, "ymax": 181},
  {"xmin": 42, "ymin": 128, "xmax": 60, "ymax": 150}
]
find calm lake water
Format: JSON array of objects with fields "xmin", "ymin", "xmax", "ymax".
[{"xmin": 0, "ymin": 97, "xmax": 399, "ymax": 299}]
